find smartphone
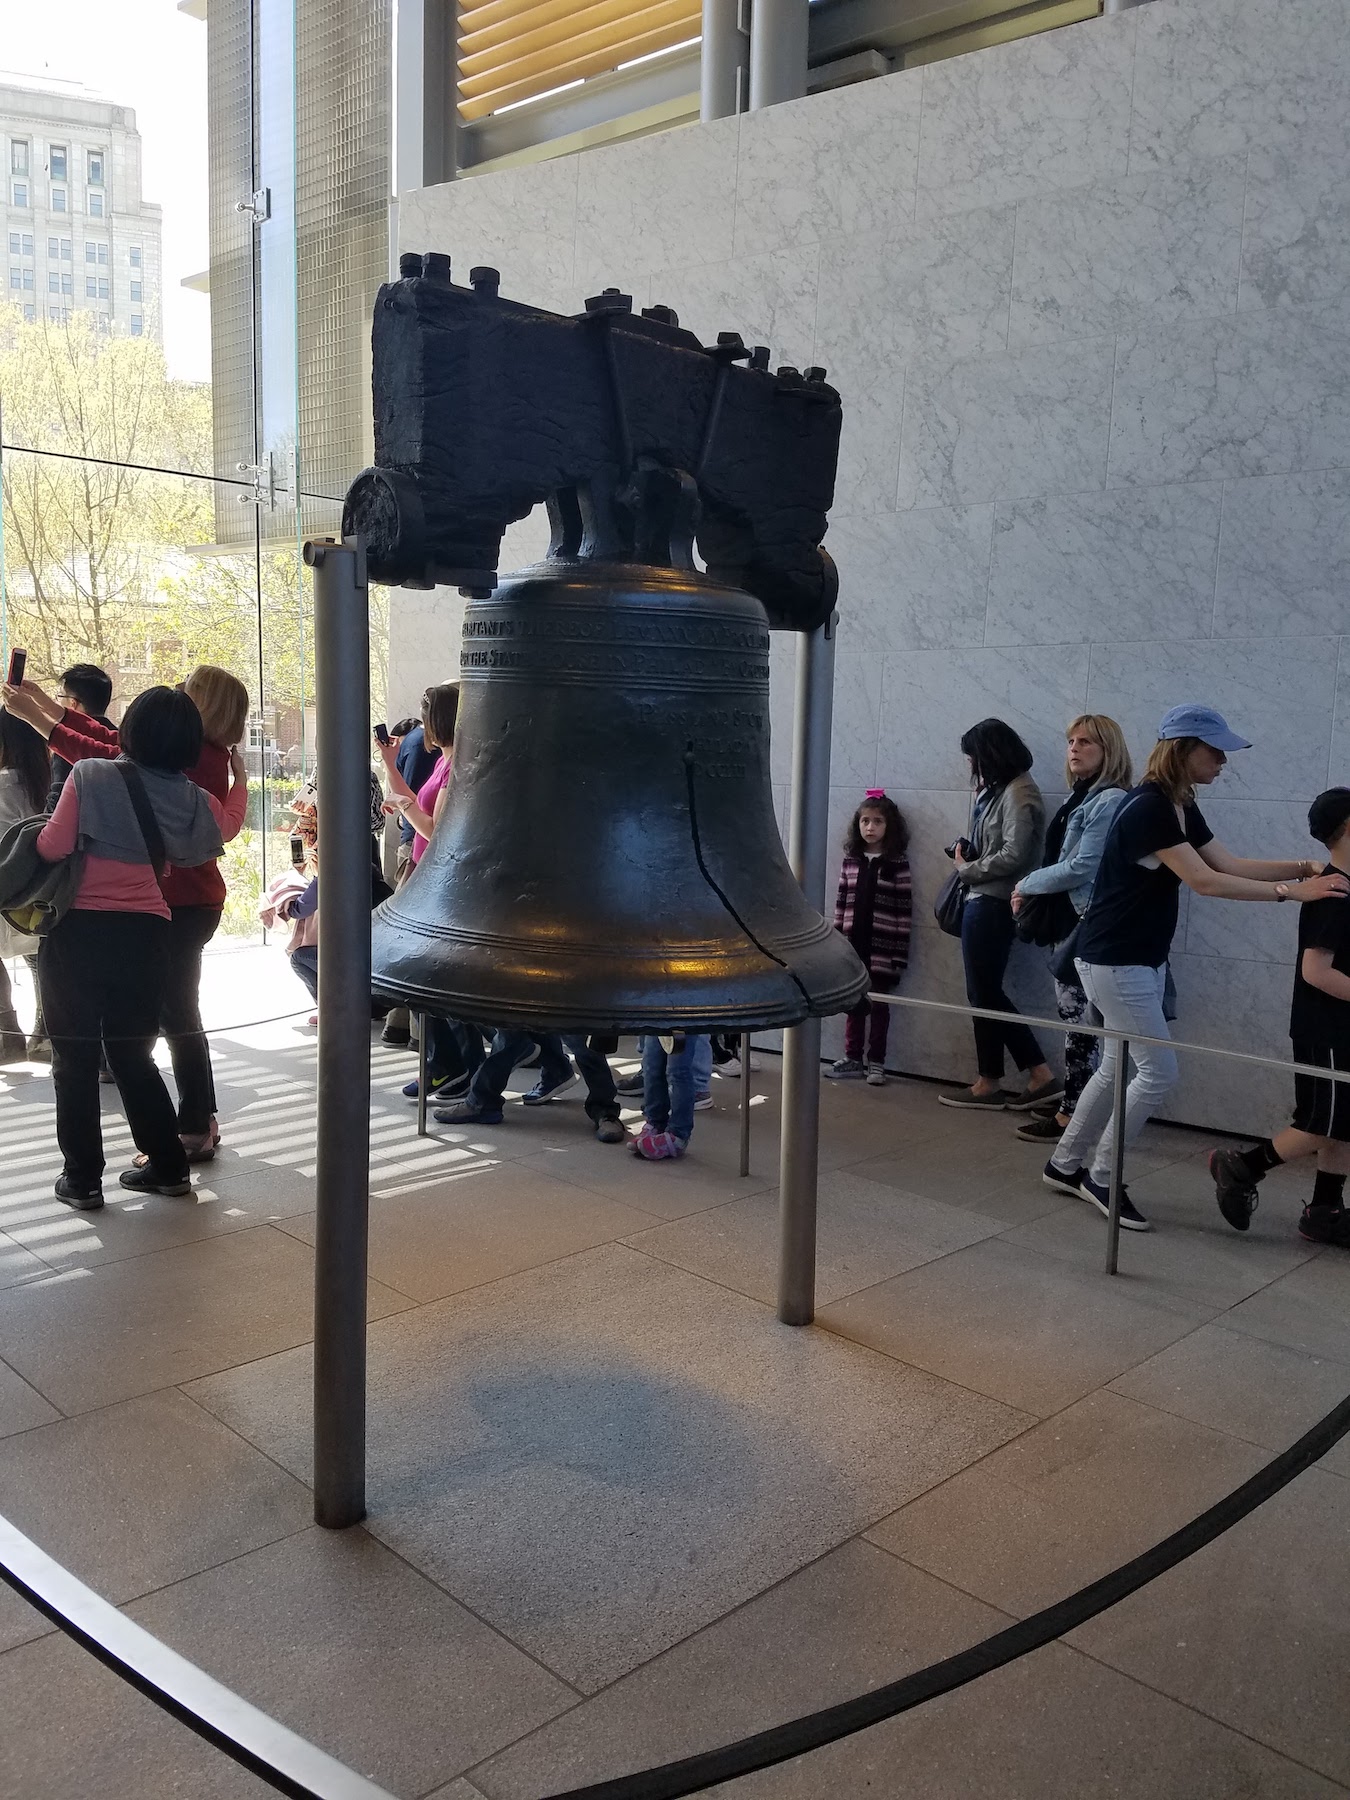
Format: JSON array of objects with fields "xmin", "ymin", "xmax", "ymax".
[
  {"xmin": 373, "ymin": 722, "xmax": 390, "ymax": 747},
  {"xmin": 289, "ymin": 833, "xmax": 307, "ymax": 870},
  {"xmin": 5, "ymin": 647, "xmax": 26, "ymax": 687}
]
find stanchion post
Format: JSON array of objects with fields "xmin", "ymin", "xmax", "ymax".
[
  {"xmin": 416, "ymin": 1012, "xmax": 429, "ymax": 1139},
  {"xmin": 1105, "ymin": 1039, "xmax": 1129, "ymax": 1276},
  {"xmin": 777, "ymin": 611, "xmax": 837, "ymax": 1326},
  {"xmin": 738, "ymin": 1029, "xmax": 752, "ymax": 1177},
  {"xmin": 305, "ymin": 536, "xmax": 372, "ymax": 1530}
]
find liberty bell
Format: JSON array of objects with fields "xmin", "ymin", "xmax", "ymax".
[{"xmin": 345, "ymin": 257, "xmax": 867, "ymax": 1033}]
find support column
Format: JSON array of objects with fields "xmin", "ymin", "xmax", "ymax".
[
  {"xmin": 777, "ymin": 611, "xmax": 837, "ymax": 1326},
  {"xmin": 306, "ymin": 537, "xmax": 373, "ymax": 1530},
  {"xmin": 749, "ymin": 0, "xmax": 810, "ymax": 111},
  {"xmin": 702, "ymin": 0, "xmax": 749, "ymax": 121}
]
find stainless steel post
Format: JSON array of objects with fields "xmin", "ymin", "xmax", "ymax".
[
  {"xmin": 777, "ymin": 613, "xmax": 837, "ymax": 1325},
  {"xmin": 702, "ymin": 0, "xmax": 748, "ymax": 120},
  {"xmin": 739, "ymin": 1029, "xmax": 752, "ymax": 1177},
  {"xmin": 749, "ymin": 0, "xmax": 810, "ymax": 109},
  {"xmin": 416, "ymin": 1012, "xmax": 429, "ymax": 1138},
  {"xmin": 1105, "ymin": 1038, "xmax": 1129, "ymax": 1276},
  {"xmin": 305, "ymin": 537, "xmax": 373, "ymax": 1530}
]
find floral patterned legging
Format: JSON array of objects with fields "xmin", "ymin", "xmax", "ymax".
[{"xmin": 1055, "ymin": 974, "xmax": 1101, "ymax": 1117}]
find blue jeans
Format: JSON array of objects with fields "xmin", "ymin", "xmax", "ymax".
[
  {"xmin": 642, "ymin": 1034, "xmax": 705, "ymax": 1143},
  {"xmin": 469, "ymin": 1029, "xmax": 619, "ymax": 1122},
  {"xmin": 1052, "ymin": 962, "xmax": 1178, "ymax": 1184},
  {"xmin": 289, "ymin": 945, "xmax": 319, "ymax": 1003},
  {"xmin": 424, "ymin": 1016, "xmax": 485, "ymax": 1083}
]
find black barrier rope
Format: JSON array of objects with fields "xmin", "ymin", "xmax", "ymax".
[{"xmin": 543, "ymin": 1390, "xmax": 1350, "ymax": 1800}]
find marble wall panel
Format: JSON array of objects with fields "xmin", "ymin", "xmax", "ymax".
[
  {"xmin": 1107, "ymin": 308, "xmax": 1350, "ymax": 489},
  {"xmin": 732, "ymin": 73, "xmax": 922, "ymax": 259},
  {"xmin": 1331, "ymin": 650, "xmax": 1350, "ymax": 788},
  {"xmin": 1181, "ymin": 798, "xmax": 1313, "ymax": 965},
  {"xmin": 1008, "ymin": 157, "xmax": 1244, "ymax": 347},
  {"xmin": 915, "ymin": 12, "xmax": 1136, "ymax": 218},
  {"xmin": 827, "ymin": 506, "xmax": 994, "ymax": 654},
  {"xmin": 877, "ymin": 645, "xmax": 1092, "ymax": 793},
  {"xmin": 573, "ymin": 115, "xmax": 739, "ymax": 291},
  {"xmin": 1163, "ymin": 950, "xmax": 1294, "ymax": 1135},
  {"xmin": 829, "ymin": 652, "xmax": 884, "ymax": 789},
  {"xmin": 1212, "ymin": 471, "xmax": 1350, "ymax": 640},
  {"xmin": 1241, "ymin": 139, "xmax": 1350, "ymax": 313},
  {"xmin": 645, "ymin": 247, "xmax": 819, "ymax": 372},
  {"xmin": 1128, "ymin": 0, "xmax": 1350, "ymax": 173},
  {"xmin": 815, "ymin": 206, "xmax": 1014, "ymax": 389},
  {"xmin": 499, "ymin": 505, "xmax": 553, "ymax": 575},
  {"xmin": 897, "ymin": 337, "xmax": 1115, "ymax": 512},
  {"xmin": 985, "ymin": 485, "xmax": 1222, "ymax": 649},
  {"xmin": 826, "ymin": 376, "xmax": 906, "ymax": 520},
  {"xmin": 1084, "ymin": 636, "xmax": 1340, "ymax": 803},
  {"xmin": 399, "ymin": 158, "xmax": 579, "ymax": 314},
  {"xmin": 387, "ymin": 588, "xmax": 466, "ymax": 718}
]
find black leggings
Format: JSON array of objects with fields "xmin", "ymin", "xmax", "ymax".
[
  {"xmin": 161, "ymin": 906, "xmax": 223, "ymax": 1134},
  {"xmin": 960, "ymin": 894, "xmax": 1045, "ymax": 1081}
]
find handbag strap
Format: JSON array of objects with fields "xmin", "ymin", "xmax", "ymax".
[{"xmin": 115, "ymin": 761, "xmax": 169, "ymax": 896}]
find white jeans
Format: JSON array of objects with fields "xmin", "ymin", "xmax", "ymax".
[{"xmin": 1051, "ymin": 962, "xmax": 1178, "ymax": 1185}]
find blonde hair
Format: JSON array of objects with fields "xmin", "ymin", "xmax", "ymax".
[
  {"xmin": 1065, "ymin": 714, "xmax": 1133, "ymax": 793},
  {"xmin": 1143, "ymin": 736, "xmax": 1202, "ymax": 806},
  {"xmin": 184, "ymin": 665, "xmax": 250, "ymax": 749}
]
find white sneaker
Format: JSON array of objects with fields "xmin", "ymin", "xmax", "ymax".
[
  {"xmin": 866, "ymin": 1064, "xmax": 885, "ymax": 1086},
  {"xmin": 694, "ymin": 1090, "xmax": 714, "ymax": 1111}
]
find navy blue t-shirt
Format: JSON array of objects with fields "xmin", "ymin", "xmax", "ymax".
[
  {"xmin": 394, "ymin": 725, "xmax": 438, "ymax": 847},
  {"xmin": 1075, "ymin": 782, "xmax": 1213, "ymax": 969}
]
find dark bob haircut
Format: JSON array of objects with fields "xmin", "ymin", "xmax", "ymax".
[
  {"xmin": 1308, "ymin": 787, "xmax": 1350, "ymax": 849},
  {"xmin": 60, "ymin": 662, "xmax": 113, "ymax": 716},
  {"xmin": 960, "ymin": 717, "xmax": 1034, "ymax": 790},
  {"xmin": 845, "ymin": 792, "xmax": 909, "ymax": 859},
  {"xmin": 119, "ymin": 685, "xmax": 205, "ymax": 774}
]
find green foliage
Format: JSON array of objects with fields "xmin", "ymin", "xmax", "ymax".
[{"xmin": 219, "ymin": 830, "xmax": 265, "ymax": 939}]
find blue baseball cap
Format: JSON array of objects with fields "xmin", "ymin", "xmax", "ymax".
[{"xmin": 1157, "ymin": 704, "xmax": 1251, "ymax": 752}]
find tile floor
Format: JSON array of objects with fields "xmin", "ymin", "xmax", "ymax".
[{"xmin": 0, "ymin": 942, "xmax": 1346, "ymax": 1798}]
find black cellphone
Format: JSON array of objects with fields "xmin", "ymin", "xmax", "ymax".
[
  {"xmin": 6, "ymin": 647, "xmax": 26, "ymax": 687},
  {"xmin": 289, "ymin": 833, "xmax": 307, "ymax": 869},
  {"xmin": 373, "ymin": 722, "xmax": 390, "ymax": 746}
]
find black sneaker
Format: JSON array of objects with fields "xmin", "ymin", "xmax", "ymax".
[
  {"xmin": 1209, "ymin": 1148, "xmax": 1258, "ymax": 1232},
  {"xmin": 1017, "ymin": 1114, "xmax": 1066, "ymax": 1143},
  {"xmin": 54, "ymin": 1174, "xmax": 103, "ymax": 1211},
  {"xmin": 615, "ymin": 1072, "xmax": 645, "ymax": 1096},
  {"xmin": 1298, "ymin": 1204, "xmax": 1350, "ymax": 1247},
  {"xmin": 380, "ymin": 1024, "xmax": 411, "ymax": 1047},
  {"xmin": 1079, "ymin": 1170, "xmax": 1150, "ymax": 1231},
  {"xmin": 1042, "ymin": 1160, "xmax": 1085, "ymax": 1198},
  {"xmin": 119, "ymin": 1165, "xmax": 192, "ymax": 1198}
]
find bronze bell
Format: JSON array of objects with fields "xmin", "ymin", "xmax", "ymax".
[{"xmin": 369, "ymin": 557, "xmax": 867, "ymax": 1033}]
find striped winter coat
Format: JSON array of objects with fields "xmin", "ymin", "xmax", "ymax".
[{"xmin": 834, "ymin": 854, "xmax": 913, "ymax": 983}]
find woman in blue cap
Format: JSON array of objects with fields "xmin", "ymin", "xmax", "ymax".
[{"xmin": 1044, "ymin": 705, "xmax": 1349, "ymax": 1232}]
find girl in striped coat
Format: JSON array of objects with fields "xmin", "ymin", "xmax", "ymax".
[{"xmin": 828, "ymin": 790, "xmax": 913, "ymax": 1085}]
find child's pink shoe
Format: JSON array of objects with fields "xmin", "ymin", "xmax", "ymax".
[{"xmin": 631, "ymin": 1129, "xmax": 686, "ymax": 1161}]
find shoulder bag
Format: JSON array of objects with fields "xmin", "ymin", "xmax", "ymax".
[{"xmin": 933, "ymin": 794, "xmax": 979, "ymax": 937}]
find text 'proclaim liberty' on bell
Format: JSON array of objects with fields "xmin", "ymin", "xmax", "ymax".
[{"xmin": 347, "ymin": 257, "xmax": 868, "ymax": 1034}]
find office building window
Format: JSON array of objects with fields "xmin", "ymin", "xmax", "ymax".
[
  {"xmin": 48, "ymin": 306, "xmax": 62, "ymax": 322},
  {"xmin": 87, "ymin": 150, "xmax": 104, "ymax": 185},
  {"xmin": 130, "ymin": 314, "xmax": 143, "ymax": 336},
  {"xmin": 47, "ymin": 236, "xmax": 59, "ymax": 257},
  {"xmin": 49, "ymin": 271, "xmax": 60, "ymax": 293},
  {"xmin": 88, "ymin": 192, "xmax": 103, "ymax": 218},
  {"xmin": 86, "ymin": 241, "xmax": 108, "ymax": 265},
  {"xmin": 85, "ymin": 275, "xmax": 97, "ymax": 297},
  {"xmin": 8, "ymin": 268, "xmax": 19, "ymax": 290},
  {"xmin": 130, "ymin": 280, "xmax": 142, "ymax": 302},
  {"xmin": 61, "ymin": 272, "xmax": 73, "ymax": 294},
  {"xmin": 8, "ymin": 233, "xmax": 19, "ymax": 254},
  {"xmin": 129, "ymin": 246, "xmax": 142, "ymax": 268},
  {"xmin": 51, "ymin": 188, "xmax": 67, "ymax": 213},
  {"xmin": 98, "ymin": 313, "xmax": 110, "ymax": 334},
  {"xmin": 61, "ymin": 238, "xmax": 71, "ymax": 260},
  {"xmin": 97, "ymin": 276, "xmax": 108, "ymax": 299},
  {"xmin": 98, "ymin": 243, "xmax": 108, "ymax": 265},
  {"xmin": 10, "ymin": 140, "xmax": 28, "ymax": 176},
  {"xmin": 12, "ymin": 182, "xmax": 28, "ymax": 208},
  {"xmin": 50, "ymin": 145, "xmax": 67, "ymax": 182},
  {"xmin": 23, "ymin": 234, "xmax": 33, "ymax": 256},
  {"xmin": 22, "ymin": 268, "xmax": 33, "ymax": 290},
  {"xmin": 21, "ymin": 303, "xmax": 33, "ymax": 321}
]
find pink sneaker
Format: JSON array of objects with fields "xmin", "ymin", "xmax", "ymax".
[{"xmin": 632, "ymin": 1129, "xmax": 687, "ymax": 1162}]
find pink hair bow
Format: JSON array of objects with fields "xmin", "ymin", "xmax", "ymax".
[{"xmin": 865, "ymin": 788, "xmax": 887, "ymax": 799}]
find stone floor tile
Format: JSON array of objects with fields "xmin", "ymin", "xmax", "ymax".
[
  {"xmin": 1224, "ymin": 1252, "xmax": 1350, "ymax": 1363},
  {"xmin": 472, "ymin": 1539, "xmax": 1340, "ymax": 1800},
  {"xmin": 624, "ymin": 1168, "xmax": 1003, "ymax": 1307},
  {"xmin": 186, "ymin": 1243, "xmax": 1030, "ymax": 1691},
  {"xmin": 0, "ymin": 1354, "xmax": 59, "ymax": 1439},
  {"xmin": 425, "ymin": 1784, "xmax": 489, "ymax": 1800},
  {"xmin": 127, "ymin": 1527, "xmax": 575, "ymax": 1798},
  {"xmin": 845, "ymin": 1143, "xmax": 1075, "ymax": 1224},
  {"xmin": 866, "ymin": 1388, "xmax": 1266, "ymax": 1615},
  {"xmin": 275, "ymin": 1162, "xmax": 654, "ymax": 1304},
  {"xmin": 0, "ymin": 1583, "xmax": 53, "ymax": 1658},
  {"xmin": 0, "ymin": 1229, "xmax": 48, "ymax": 1292},
  {"xmin": 0, "ymin": 1630, "xmax": 272, "ymax": 1798},
  {"xmin": 1070, "ymin": 1467, "xmax": 1350, "ymax": 1786},
  {"xmin": 820, "ymin": 1237, "xmax": 1212, "ymax": 1415},
  {"xmin": 511, "ymin": 1138, "xmax": 776, "ymax": 1221},
  {"xmin": 0, "ymin": 1225, "xmax": 413, "ymax": 1415},
  {"xmin": 1109, "ymin": 1321, "xmax": 1350, "ymax": 1480},
  {"xmin": 0, "ymin": 1389, "xmax": 311, "ymax": 1604},
  {"xmin": 1000, "ymin": 1185, "xmax": 1317, "ymax": 1312}
]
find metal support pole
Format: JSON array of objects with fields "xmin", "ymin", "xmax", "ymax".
[
  {"xmin": 1105, "ymin": 1038, "xmax": 1129, "ymax": 1276},
  {"xmin": 702, "ymin": 0, "xmax": 749, "ymax": 120},
  {"xmin": 777, "ymin": 612, "xmax": 838, "ymax": 1326},
  {"xmin": 305, "ymin": 537, "xmax": 373, "ymax": 1530},
  {"xmin": 416, "ymin": 1013, "xmax": 429, "ymax": 1138},
  {"xmin": 738, "ymin": 1030, "xmax": 752, "ymax": 1177},
  {"xmin": 749, "ymin": 0, "xmax": 810, "ymax": 110}
]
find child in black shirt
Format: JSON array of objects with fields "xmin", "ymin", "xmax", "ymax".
[{"xmin": 1210, "ymin": 788, "xmax": 1350, "ymax": 1246}]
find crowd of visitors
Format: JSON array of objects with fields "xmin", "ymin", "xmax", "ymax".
[{"xmin": 0, "ymin": 660, "xmax": 1345, "ymax": 1243}]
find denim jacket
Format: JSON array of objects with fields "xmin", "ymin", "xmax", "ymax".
[{"xmin": 1016, "ymin": 785, "xmax": 1127, "ymax": 917}]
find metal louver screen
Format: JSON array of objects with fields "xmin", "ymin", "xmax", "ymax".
[{"xmin": 457, "ymin": 0, "xmax": 702, "ymax": 121}]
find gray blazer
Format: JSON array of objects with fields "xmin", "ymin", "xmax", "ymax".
[{"xmin": 958, "ymin": 773, "xmax": 1046, "ymax": 902}]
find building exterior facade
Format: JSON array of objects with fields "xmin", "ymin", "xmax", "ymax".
[{"xmin": 1, "ymin": 80, "xmax": 162, "ymax": 341}]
